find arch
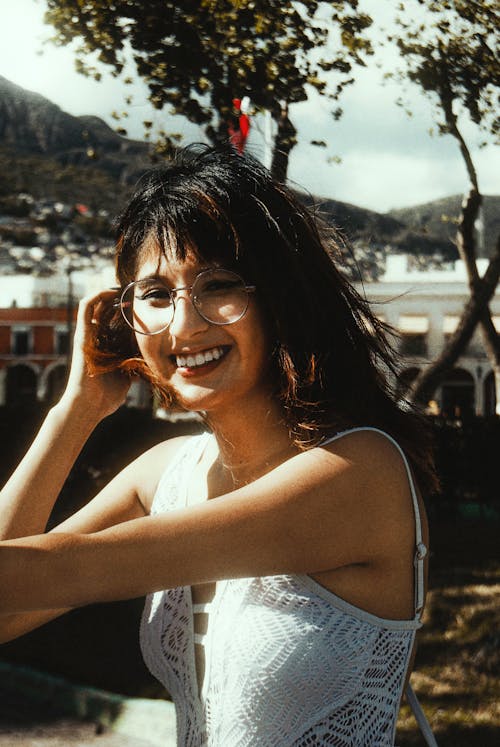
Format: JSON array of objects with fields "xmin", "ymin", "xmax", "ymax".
[
  {"xmin": 5, "ymin": 363, "xmax": 39, "ymax": 406},
  {"xmin": 440, "ymin": 367, "xmax": 475, "ymax": 419},
  {"xmin": 483, "ymin": 371, "xmax": 496, "ymax": 416}
]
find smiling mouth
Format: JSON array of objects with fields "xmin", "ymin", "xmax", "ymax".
[{"xmin": 172, "ymin": 345, "xmax": 229, "ymax": 369}]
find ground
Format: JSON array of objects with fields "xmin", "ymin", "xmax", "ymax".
[{"xmin": 395, "ymin": 519, "xmax": 499, "ymax": 746}]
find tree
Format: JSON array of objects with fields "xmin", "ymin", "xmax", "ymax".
[
  {"xmin": 386, "ymin": 0, "xmax": 500, "ymax": 411},
  {"xmin": 44, "ymin": 0, "xmax": 373, "ymax": 179}
]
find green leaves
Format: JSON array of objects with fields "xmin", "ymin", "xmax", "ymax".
[
  {"xmin": 44, "ymin": 0, "xmax": 374, "ymax": 168},
  {"xmin": 392, "ymin": 0, "xmax": 499, "ymax": 140}
]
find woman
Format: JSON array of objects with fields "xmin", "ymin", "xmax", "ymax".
[{"xmin": 0, "ymin": 145, "xmax": 436, "ymax": 746}]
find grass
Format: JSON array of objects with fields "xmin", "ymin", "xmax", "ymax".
[{"xmin": 395, "ymin": 519, "xmax": 500, "ymax": 746}]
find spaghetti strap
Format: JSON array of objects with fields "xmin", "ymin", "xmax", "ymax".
[{"xmin": 320, "ymin": 427, "xmax": 427, "ymax": 618}]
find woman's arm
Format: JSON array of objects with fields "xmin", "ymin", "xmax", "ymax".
[
  {"xmin": 0, "ymin": 291, "xmax": 130, "ymax": 541},
  {"xmin": 0, "ymin": 436, "xmax": 187, "ymax": 641},
  {"xmin": 0, "ymin": 431, "xmax": 417, "ymax": 617},
  {"xmin": 0, "ymin": 289, "xmax": 173, "ymax": 641}
]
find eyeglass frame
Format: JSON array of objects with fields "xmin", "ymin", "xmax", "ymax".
[{"xmin": 115, "ymin": 268, "xmax": 257, "ymax": 335}]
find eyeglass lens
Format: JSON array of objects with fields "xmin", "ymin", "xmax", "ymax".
[{"xmin": 120, "ymin": 269, "xmax": 252, "ymax": 334}]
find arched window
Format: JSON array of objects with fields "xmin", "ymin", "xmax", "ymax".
[
  {"xmin": 45, "ymin": 364, "xmax": 68, "ymax": 405},
  {"xmin": 5, "ymin": 364, "xmax": 38, "ymax": 406}
]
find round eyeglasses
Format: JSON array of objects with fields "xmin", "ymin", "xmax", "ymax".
[{"xmin": 119, "ymin": 268, "xmax": 257, "ymax": 335}]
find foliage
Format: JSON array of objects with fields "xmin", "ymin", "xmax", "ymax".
[
  {"xmin": 384, "ymin": 0, "xmax": 500, "ymax": 405},
  {"xmin": 44, "ymin": 0, "xmax": 373, "ymax": 160},
  {"xmin": 389, "ymin": 0, "xmax": 499, "ymax": 159}
]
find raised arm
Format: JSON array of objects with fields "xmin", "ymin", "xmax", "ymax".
[
  {"xmin": 0, "ymin": 291, "xmax": 130, "ymax": 541},
  {"xmin": 0, "ymin": 433, "xmax": 190, "ymax": 642},
  {"xmin": 0, "ymin": 291, "xmax": 139, "ymax": 642}
]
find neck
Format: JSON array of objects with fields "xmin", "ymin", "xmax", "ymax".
[{"xmin": 204, "ymin": 393, "xmax": 297, "ymax": 487}]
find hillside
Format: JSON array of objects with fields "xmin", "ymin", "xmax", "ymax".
[
  {"xmin": 2, "ymin": 74, "xmax": 497, "ymax": 279},
  {"xmin": 0, "ymin": 75, "xmax": 152, "ymax": 186},
  {"xmin": 389, "ymin": 194, "xmax": 500, "ymax": 259}
]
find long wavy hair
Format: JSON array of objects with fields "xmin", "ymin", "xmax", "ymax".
[{"xmin": 88, "ymin": 143, "xmax": 437, "ymax": 494}]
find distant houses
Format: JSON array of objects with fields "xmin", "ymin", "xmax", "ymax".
[{"xmin": 0, "ymin": 252, "xmax": 498, "ymax": 417}]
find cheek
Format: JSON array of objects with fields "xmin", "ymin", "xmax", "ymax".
[
  {"xmin": 135, "ymin": 334, "xmax": 150, "ymax": 361},
  {"xmin": 135, "ymin": 335, "xmax": 171, "ymax": 371},
  {"xmin": 241, "ymin": 307, "xmax": 275, "ymax": 378}
]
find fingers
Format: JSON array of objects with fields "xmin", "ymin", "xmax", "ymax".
[
  {"xmin": 79, "ymin": 289, "xmax": 119, "ymax": 328},
  {"xmin": 74, "ymin": 292, "xmax": 120, "ymax": 348}
]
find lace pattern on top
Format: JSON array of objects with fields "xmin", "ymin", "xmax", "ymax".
[{"xmin": 140, "ymin": 430, "xmax": 423, "ymax": 746}]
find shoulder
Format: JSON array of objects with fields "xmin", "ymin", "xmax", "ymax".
[
  {"xmin": 131, "ymin": 434, "xmax": 205, "ymax": 513},
  {"xmin": 319, "ymin": 428, "xmax": 410, "ymax": 481},
  {"xmin": 318, "ymin": 428, "xmax": 415, "ymax": 509},
  {"xmin": 296, "ymin": 428, "xmax": 417, "ymax": 557}
]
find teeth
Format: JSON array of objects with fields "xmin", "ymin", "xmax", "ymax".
[{"xmin": 176, "ymin": 346, "xmax": 225, "ymax": 368}]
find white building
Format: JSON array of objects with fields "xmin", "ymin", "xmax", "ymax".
[
  {"xmin": 360, "ymin": 255, "xmax": 500, "ymax": 416},
  {"xmin": 2, "ymin": 256, "xmax": 498, "ymax": 416},
  {"xmin": 0, "ymin": 264, "xmax": 116, "ymax": 308}
]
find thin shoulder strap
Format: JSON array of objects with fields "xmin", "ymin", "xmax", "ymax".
[{"xmin": 320, "ymin": 427, "xmax": 427, "ymax": 617}]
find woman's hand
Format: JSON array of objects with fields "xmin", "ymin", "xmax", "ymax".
[{"xmin": 60, "ymin": 290, "xmax": 132, "ymax": 420}]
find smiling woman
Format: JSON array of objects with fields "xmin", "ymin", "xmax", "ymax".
[{"xmin": 0, "ymin": 144, "xmax": 438, "ymax": 746}]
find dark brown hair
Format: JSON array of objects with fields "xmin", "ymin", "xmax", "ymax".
[{"xmin": 88, "ymin": 143, "xmax": 437, "ymax": 494}]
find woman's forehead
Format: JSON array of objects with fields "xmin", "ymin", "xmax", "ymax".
[
  {"xmin": 135, "ymin": 254, "xmax": 211, "ymax": 281},
  {"xmin": 133, "ymin": 229, "xmax": 238, "ymax": 278}
]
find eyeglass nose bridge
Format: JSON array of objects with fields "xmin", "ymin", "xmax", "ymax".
[
  {"xmin": 167, "ymin": 283, "xmax": 204, "ymax": 321},
  {"xmin": 119, "ymin": 270, "xmax": 255, "ymax": 334}
]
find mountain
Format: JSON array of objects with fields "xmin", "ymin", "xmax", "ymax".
[
  {"xmin": 302, "ymin": 194, "xmax": 456, "ymax": 256},
  {"xmin": 1, "ymin": 75, "xmax": 496, "ymax": 266},
  {"xmin": 388, "ymin": 195, "xmax": 500, "ymax": 259},
  {"xmin": 0, "ymin": 75, "xmax": 152, "ymax": 186}
]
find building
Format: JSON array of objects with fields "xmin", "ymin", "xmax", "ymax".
[
  {"xmin": 361, "ymin": 255, "xmax": 500, "ymax": 416},
  {"xmin": 0, "ymin": 268, "xmax": 150, "ymax": 409},
  {"xmin": 1, "ymin": 256, "xmax": 498, "ymax": 416}
]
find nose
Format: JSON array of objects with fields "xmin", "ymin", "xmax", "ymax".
[{"xmin": 167, "ymin": 289, "xmax": 209, "ymax": 338}]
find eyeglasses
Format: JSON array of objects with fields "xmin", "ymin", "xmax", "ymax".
[{"xmin": 118, "ymin": 268, "xmax": 257, "ymax": 335}]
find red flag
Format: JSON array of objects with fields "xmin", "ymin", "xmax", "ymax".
[{"xmin": 228, "ymin": 97, "xmax": 251, "ymax": 153}]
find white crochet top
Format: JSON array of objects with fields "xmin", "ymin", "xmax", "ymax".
[{"xmin": 140, "ymin": 428, "xmax": 426, "ymax": 746}]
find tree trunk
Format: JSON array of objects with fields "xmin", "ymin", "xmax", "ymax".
[
  {"xmin": 408, "ymin": 248, "xmax": 500, "ymax": 403},
  {"xmin": 457, "ymin": 192, "xmax": 500, "ymax": 412},
  {"xmin": 270, "ymin": 102, "xmax": 297, "ymax": 183},
  {"xmin": 406, "ymin": 77, "xmax": 500, "ymax": 410}
]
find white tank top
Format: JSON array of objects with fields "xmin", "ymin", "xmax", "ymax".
[{"xmin": 140, "ymin": 428, "xmax": 426, "ymax": 746}]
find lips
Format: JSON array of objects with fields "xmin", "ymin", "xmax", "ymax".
[{"xmin": 173, "ymin": 345, "xmax": 228, "ymax": 369}]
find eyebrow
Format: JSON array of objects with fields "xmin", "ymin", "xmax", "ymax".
[{"xmin": 135, "ymin": 267, "xmax": 214, "ymax": 284}]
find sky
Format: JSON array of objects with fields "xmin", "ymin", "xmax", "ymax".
[{"xmin": 0, "ymin": 0, "xmax": 498, "ymax": 213}]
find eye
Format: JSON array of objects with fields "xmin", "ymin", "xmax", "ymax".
[
  {"xmin": 135, "ymin": 284, "xmax": 172, "ymax": 303},
  {"xmin": 202, "ymin": 279, "xmax": 239, "ymax": 293},
  {"xmin": 198, "ymin": 271, "xmax": 244, "ymax": 295}
]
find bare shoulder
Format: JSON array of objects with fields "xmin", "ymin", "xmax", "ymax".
[
  {"xmin": 319, "ymin": 427, "xmax": 412, "ymax": 484},
  {"xmin": 305, "ymin": 428, "xmax": 418, "ymax": 553},
  {"xmin": 296, "ymin": 428, "xmax": 423, "ymax": 617}
]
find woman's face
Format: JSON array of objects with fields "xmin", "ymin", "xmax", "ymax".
[{"xmin": 132, "ymin": 245, "xmax": 274, "ymax": 416}]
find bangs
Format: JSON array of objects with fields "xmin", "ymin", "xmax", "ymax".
[
  {"xmin": 116, "ymin": 186, "xmax": 245, "ymax": 283},
  {"xmin": 163, "ymin": 196, "xmax": 243, "ymax": 269}
]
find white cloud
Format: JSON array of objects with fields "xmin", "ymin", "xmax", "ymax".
[{"xmin": 1, "ymin": 0, "xmax": 498, "ymax": 212}]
